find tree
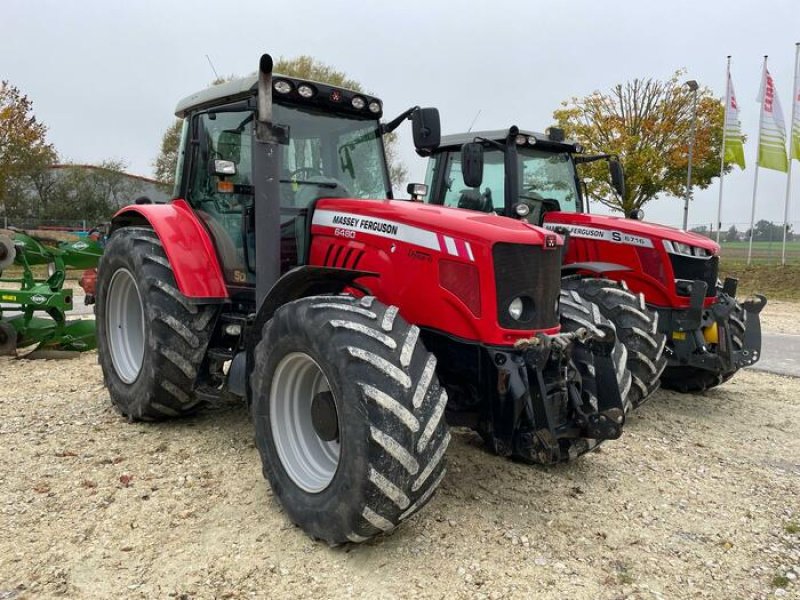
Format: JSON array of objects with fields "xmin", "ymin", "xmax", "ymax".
[
  {"xmin": 553, "ymin": 71, "xmax": 726, "ymax": 214},
  {"xmin": 746, "ymin": 220, "xmax": 792, "ymax": 243},
  {"xmin": 725, "ymin": 225, "xmax": 739, "ymax": 242},
  {"xmin": 0, "ymin": 81, "xmax": 56, "ymax": 218},
  {"xmin": 154, "ymin": 119, "xmax": 182, "ymax": 188},
  {"xmin": 151, "ymin": 56, "xmax": 408, "ymax": 191}
]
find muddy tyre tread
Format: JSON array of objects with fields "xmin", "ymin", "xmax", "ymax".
[
  {"xmin": 562, "ymin": 276, "xmax": 667, "ymax": 409},
  {"xmin": 96, "ymin": 227, "xmax": 216, "ymax": 420},
  {"xmin": 250, "ymin": 295, "xmax": 449, "ymax": 545}
]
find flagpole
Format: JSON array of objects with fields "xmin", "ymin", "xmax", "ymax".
[
  {"xmin": 716, "ymin": 56, "xmax": 732, "ymax": 244},
  {"xmin": 748, "ymin": 56, "xmax": 768, "ymax": 266},
  {"xmin": 781, "ymin": 43, "xmax": 800, "ymax": 266}
]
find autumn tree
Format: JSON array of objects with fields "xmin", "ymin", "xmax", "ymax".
[
  {"xmin": 154, "ymin": 119, "xmax": 183, "ymax": 188},
  {"xmin": 152, "ymin": 56, "xmax": 408, "ymax": 191},
  {"xmin": 0, "ymin": 81, "xmax": 56, "ymax": 218},
  {"xmin": 553, "ymin": 71, "xmax": 725, "ymax": 214}
]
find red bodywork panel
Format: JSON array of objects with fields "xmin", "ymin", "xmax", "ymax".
[
  {"xmin": 111, "ymin": 199, "xmax": 228, "ymax": 300},
  {"xmin": 543, "ymin": 212, "xmax": 719, "ymax": 309},
  {"xmin": 309, "ymin": 199, "xmax": 561, "ymax": 346}
]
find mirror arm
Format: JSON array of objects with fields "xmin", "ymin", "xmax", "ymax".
[{"xmin": 381, "ymin": 106, "xmax": 420, "ymax": 135}]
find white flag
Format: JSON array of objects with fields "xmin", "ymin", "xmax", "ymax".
[
  {"xmin": 724, "ymin": 73, "xmax": 746, "ymax": 169},
  {"xmin": 792, "ymin": 50, "xmax": 800, "ymax": 161},
  {"xmin": 756, "ymin": 67, "xmax": 789, "ymax": 172}
]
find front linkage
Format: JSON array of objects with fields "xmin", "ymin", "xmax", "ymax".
[
  {"xmin": 658, "ymin": 276, "xmax": 767, "ymax": 375},
  {"xmin": 482, "ymin": 324, "xmax": 625, "ymax": 465}
]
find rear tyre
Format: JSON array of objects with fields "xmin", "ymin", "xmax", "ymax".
[
  {"xmin": 660, "ymin": 301, "xmax": 746, "ymax": 393},
  {"xmin": 96, "ymin": 227, "xmax": 217, "ymax": 420},
  {"xmin": 555, "ymin": 290, "xmax": 632, "ymax": 459},
  {"xmin": 562, "ymin": 277, "xmax": 667, "ymax": 409},
  {"xmin": 251, "ymin": 295, "xmax": 449, "ymax": 544}
]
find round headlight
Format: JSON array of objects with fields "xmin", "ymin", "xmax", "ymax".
[
  {"xmin": 273, "ymin": 80, "xmax": 292, "ymax": 94},
  {"xmin": 368, "ymin": 101, "xmax": 382, "ymax": 114},
  {"xmin": 297, "ymin": 84, "xmax": 314, "ymax": 98},
  {"xmin": 509, "ymin": 297, "xmax": 524, "ymax": 320},
  {"xmin": 515, "ymin": 135, "xmax": 527, "ymax": 146},
  {"xmin": 514, "ymin": 203, "xmax": 530, "ymax": 217},
  {"xmin": 351, "ymin": 96, "xmax": 366, "ymax": 109},
  {"xmin": 527, "ymin": 136, "xmax": 537, "ymax": 146}
]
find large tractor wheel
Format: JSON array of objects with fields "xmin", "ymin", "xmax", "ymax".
[
  {"xmin": 533, "ymin": 290, "xmax": 632, "ymax": 462},
  {"xmin": 95, "ymin": 227, "xmax": 217, "ymax": 420},
  {"xmin": 562, "ymin": 277, "xmax": 666, "ymax": 409},
  {"xmin": 250, "ymin": 295, "xmax": 450, "ymax": 544},
  {"xmin": 660, "ymin": 301, "xmax": 746, "ymax": 393}
]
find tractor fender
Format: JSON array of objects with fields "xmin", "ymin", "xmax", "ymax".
[
  {"xmin": 561, "ymin": 261, "xmax": 631, "ymax": 277},
  {"xmin": 110, "ymin": 199, "xmax": 228, "ymax": 301},
  {"xmin": 237, "ymin": 265, "xmax": 378, "ymax": 402},
  {"xmin": 249, "ymin": 265, "xmax": 378, "ymax": 345}
]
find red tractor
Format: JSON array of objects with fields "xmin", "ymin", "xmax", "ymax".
[
  {"xmin": 95, "ymin": 57, "xmax": 631, "ymax": 545},
  {"xmin": 421, "ymin": 126, "xmax": 766, "ymax": 400}
]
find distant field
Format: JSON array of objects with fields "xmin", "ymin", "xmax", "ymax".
[
  {"xmin": 717, "ymin": 240, "xmax": 800, "ymax": 264},
  {"xmin": 720, "ymin": 260, "xmax": 800, "ymax": 301}
]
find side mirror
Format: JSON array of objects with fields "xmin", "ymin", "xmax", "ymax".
[
  {"xmin": 609, "ymin": 159, "xmax": 625, "ymax": 197},
  {"xmin": 134, "ymin": 196, "xmax": 153, "ymax": 205},
  {"xmin": 412, "ymin": 107, "xmax": 441, "ymax": 151},
  {"xmin": 460, "ymin": 142, "xmax": 484, "ymax": 188},
  {"xmin": 212, "ymin": 159, "xmax": 237, "ymax": 176},
  {"xmin": 407, "ymin": 183, "xmax": 428, "ymax": 201}
]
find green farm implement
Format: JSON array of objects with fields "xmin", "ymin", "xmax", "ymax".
[{"xmin": 0, "ymin": 229, "xmax": 103, "ymax": 356}]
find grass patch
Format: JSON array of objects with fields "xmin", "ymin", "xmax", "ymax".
[
  {"xmin": 784, "ymin": 521, "xmax": 800, "ymax": 535},
  {"xmin": 772, "ymin": 574, "xmax": 790, "ymax": 588},
  {"xmin": 720, "ymin": 261, "xmax": 800, "ymax": 301}
]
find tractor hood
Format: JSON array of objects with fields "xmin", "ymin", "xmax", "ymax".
[
  {"xmin": 315, "ymin": 197, "xmax": 561, "ymax": 249},
  {"xmin": 543, "ymin": 212, "xmax": 719, "ymax": 255}
]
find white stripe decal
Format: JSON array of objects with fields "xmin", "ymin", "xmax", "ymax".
[
  {"xmin": 313, "ymin": 209, "xmax": 440, "ymax": 251},
  {"xmin": 544, "ymin": 222, "xmax": 654, "ymax": 248},
  {"xmin": 313, "ymin": 209, "xmax": 474, "ymax": 261}
]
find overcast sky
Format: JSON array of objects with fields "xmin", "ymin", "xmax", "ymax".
[{"xmin": 3, "ymin": 0, "xmax": 798, "ymax": 230}]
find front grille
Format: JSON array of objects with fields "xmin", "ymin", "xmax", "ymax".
[
  {"xmin": 669, "ymin": 254, "xmax": 719, "ymax": 297},
  {"xmin": 493, "ymin": 243, "xmax": 561, "ymax": 330}
]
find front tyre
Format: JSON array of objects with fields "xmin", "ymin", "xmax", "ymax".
[
  {"xmin": 96, "ymin": 227, "xmax": 217, "ymax": 420},
  {"xmin": 251, "ymin": 295, "xmax": 449, "ymax": 544}
]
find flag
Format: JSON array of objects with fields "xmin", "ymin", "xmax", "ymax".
[
  {"xmin": 791, "ymin": 49, "xmax": 800, "ymax": 161},
  {"xmin": 756, "ymin": 67, "xmax": 789, "ymax": 172},
  {"xmin": 723, "ymin": 73, "xmax": 746, "ymax": 169}
]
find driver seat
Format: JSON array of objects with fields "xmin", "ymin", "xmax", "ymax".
[{"xmin": 457, "ymin": 189, "xmax": 493, "ymax": 212}]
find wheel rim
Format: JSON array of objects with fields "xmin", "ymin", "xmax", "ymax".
[
  {"xmin": 106, "ymin": 268, "xmax": 145, "ymax": 384},
  {"xmin": 270, "ymin": 352, "xmax": 340, "ymax": 493}
]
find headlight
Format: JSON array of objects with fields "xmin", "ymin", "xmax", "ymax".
[
  {"xmin": 515, "ymin": 135, "xmax": 527, "ymax": 146},
  {"xmin": 368, "ymin": 101, "xmax": 382, "ymax": 114},
  {"xmin": 663, "ymin": 239, "xmax": 710, "ymax": 257},
  {"xmin": 509, "ymin": 297, "xmax": 524, "ymax": 320},
  {"xmin": 351, "ymin": 96, "xmax": 366, "ymax": 110},
  {"xmin": 513, "ymin": 203, "xmax": 530, "ymax": 217}
]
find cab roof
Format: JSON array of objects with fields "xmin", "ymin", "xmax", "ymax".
[
  {"xmin": 438, "ymin": 129, "xmax": 579, "ymax": 152},
  {"xmin": 174, "ymin": 74, "xmax": 382, "ymax": 119}
]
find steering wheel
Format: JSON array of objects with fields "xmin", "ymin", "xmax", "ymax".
[{"xmin": 289, "ymin": 167, "xmax": 325, "ymax": 179}]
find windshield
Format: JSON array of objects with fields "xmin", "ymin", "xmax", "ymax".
[
  {"xmin": 518, "ymin": 148, "xmax": 580, "ymax": 213},
  {"xmin": 425, "ymin": 146, "xmax": 580, "ymax": 219},
  {"xmin": 275, "ymin": 102, "xmax": 390, "ymax": 203}
]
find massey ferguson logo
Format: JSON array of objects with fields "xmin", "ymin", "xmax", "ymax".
[
  {"xmin": 30, "ymin": 294, "xmax": 47, "ymax": 305},
  {"xmin": 544, "ymin": 223, "xmax": 654, "ymax": 249},
  {"xmin": 544, "ymin": 234, "xmax": 557, "ymax": 249}
]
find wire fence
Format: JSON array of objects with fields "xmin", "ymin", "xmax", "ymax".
[{"xmin": 687, "ymin": 221, "xmax": 800, "ymax": 264}]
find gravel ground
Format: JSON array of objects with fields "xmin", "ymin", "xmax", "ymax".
[
  {"xmin": 760, "ymin": 301, "xmax": 798, "ymax": 335},
  {"xmin": 1, "ymin": 354, "xmax": 799, "ymax": 599}
]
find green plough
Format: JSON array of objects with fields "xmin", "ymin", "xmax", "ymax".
[{"xmin": 0, "ymin": 229, "xmax": 103, "ymax": 356}]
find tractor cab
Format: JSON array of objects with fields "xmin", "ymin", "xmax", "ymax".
[
  {"xmin": 173, "ymin": 76, "xmax": 395, "ymax": 287},
  {"xmin": 422, "ymin": 127, "xmax": 623, "ymax": 225}
]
